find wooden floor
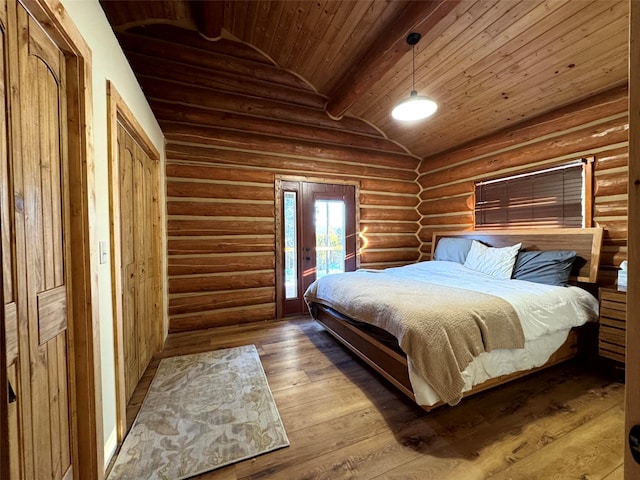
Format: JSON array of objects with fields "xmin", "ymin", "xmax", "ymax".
[{"xmin": 125, "ymin": 316, "xmax": 624, "ymax": 480}]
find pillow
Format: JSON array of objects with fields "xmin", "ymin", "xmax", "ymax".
[
  {"xmin": 512, "ymin": 250, "xmax": 577, "ymax": 286},
  {"xmin": 463, "ymin": 241, "xmax": 522, "ymax": 279},
  {"xmin": 433, "ymin": 237, "xmax": 474, "ymax": 263}
]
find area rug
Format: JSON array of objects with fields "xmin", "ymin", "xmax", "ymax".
[{"xmin": 107, "ymin": 345, "xmax": 289, "ymax": 480}]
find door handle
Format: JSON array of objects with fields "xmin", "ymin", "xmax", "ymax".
[{"xmin": 8, "ymin": 380, "xmax": 16, "ymax": 403}]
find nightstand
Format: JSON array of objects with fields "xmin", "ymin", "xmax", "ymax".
[{"xmin": 598, "ymin": 286, "xmax": 627, "ymax": 364}]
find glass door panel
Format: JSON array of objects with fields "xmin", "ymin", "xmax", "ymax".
[
  {"xmin": 315, "ymin": 199, "xmax": 346, "ymax": 279},
  {"xmin": 284, "ymin": 191, "xmax": 298, "ymax": 299}
]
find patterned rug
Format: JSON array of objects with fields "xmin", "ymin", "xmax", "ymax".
[{"xmin": 107, "ymin": 345, "xmax": 289, "ymax": 480}]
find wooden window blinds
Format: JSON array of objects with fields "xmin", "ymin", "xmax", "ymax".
[{"xmin": 475, "ymin": 160, "xmax": 591, "ymax": 229}]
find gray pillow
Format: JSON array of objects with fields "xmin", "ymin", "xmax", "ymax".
[
  {"xmin": 433, "ymin": 237, "xmax": 474, "ymax": 264},
  {"xmin": 511, "ymin": 250, "xmax": 577, "ymax": 286}
]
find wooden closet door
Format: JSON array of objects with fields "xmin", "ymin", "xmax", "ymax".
[
  {"xmin": 118, "ymin": 122, "xmax": 157, "ymax": 404},
  {"xmin": 0, "ymin": 2, "xmax": 20, "ymax": 478},
  {"xmin": 119, "ymin": 125, "xmax": 138, "ymax": 400},
  {"xmin": 14, "ymin": 7, "xmax": 73, "ymax": 479},
  {"xmin": 135, "ymin": 140, "xmax": 150, "ymax": 382}
]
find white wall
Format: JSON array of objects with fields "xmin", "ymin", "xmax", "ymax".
[{"xmin": 60, "ymin": 0, "xmax": 166, "ymax": 467}]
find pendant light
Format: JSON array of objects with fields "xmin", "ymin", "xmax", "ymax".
[{"xmin": 391, "ymin": 32, "xmax": 438, "ymax": 121}]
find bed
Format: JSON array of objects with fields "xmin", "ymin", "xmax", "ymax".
[{"xmin": 304, "ymin": 228, "xmax": 603, "ymax": 409}]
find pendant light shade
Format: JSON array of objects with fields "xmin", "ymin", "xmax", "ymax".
[
  {"xmin": 392, "ymin": 90, "xmax": 438, "ymax": 121},
  {"xmin": 392, "ymin": 32, "xmax": 437, "ymax": 122}
]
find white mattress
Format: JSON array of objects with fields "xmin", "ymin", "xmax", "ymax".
[{"xmin": 366, "ymin": 261, "xmax": 600, "ymax": 406}]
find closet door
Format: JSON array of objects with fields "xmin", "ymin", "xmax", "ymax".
[
  {"xmin": 13, "ymin": 6, "xmax": 74, "ymax": 479},
  {"xmin": 119, "ymin": 124, "xmax": 138, "ymax": 400},
  {"xmin": 0, "ymin": 2, "xmax": 20, "ymax": 477},
  {"xmin": 118, "ymin": 122, "xmax": 158, "ymax": 405}
]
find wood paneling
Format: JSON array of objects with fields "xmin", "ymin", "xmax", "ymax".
[
  {"xmin": 418, "ymin": 86, "xmax": 629, "ymax": 286},
  {"xmin": 355, "ymin": 0, "xmax": 628, "ymax": 158},
  {"xmin": 324, "ymin": 0, "xmax": 460, "ymax": 119},
  {"xmin": 120, "ymin": 26, "xmax": 420, "ymax": 332},
  {"xmin": 97, "ymin": 0, "xmax": 194, "ymax": 30},
  {"xmin": 101, "ymin": 1, "xmax": 629, "ymax": 159}
]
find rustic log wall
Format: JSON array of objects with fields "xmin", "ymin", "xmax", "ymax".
[
  {"xmin": 120, "ymin": 26, "xmax": 421, "ymax": 332},
  {"xmin": 120, "ymin": 25, "xmax": 627, "ymax": 332},
  {"xmin": 418, "ymin": 85, "xmax": 629, "ymax": 285}
]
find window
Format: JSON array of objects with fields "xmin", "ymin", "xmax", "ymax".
[{"xmin": 475, "ymin": 159, "xmax": 593, "ymax": 229}]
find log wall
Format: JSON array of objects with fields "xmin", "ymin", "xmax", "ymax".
[
  {"xmin": 120, "ymin": 26, "xmax": 421, "ymax": 332},
  {"xmin": 418, "ymin": 85, "xmax": 629, "ymax": 285},
  {"xmin": 122, "ymin": 25, "xmax": 627, "ymax": 332}
]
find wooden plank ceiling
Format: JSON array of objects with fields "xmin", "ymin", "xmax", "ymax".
[{"xmin": 101, "ymin": 0, "xmax": 629, "ymax": 159}]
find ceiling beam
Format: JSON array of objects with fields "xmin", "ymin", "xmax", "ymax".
[
  {"xmin": 193, "ymin": 0, "xmax": 225, "ymax": 40},
  {"xmin": 324, "ymin": 0, "xmax": 460, "ymax": 120},
  {"xmin": 99, "ymin": 0, "xmax": 196, "ymax": 33}
]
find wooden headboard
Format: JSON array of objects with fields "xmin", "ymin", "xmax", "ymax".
[{"xmin": 431, "ymin": 227, "xmax": 603, "ymax": 283}]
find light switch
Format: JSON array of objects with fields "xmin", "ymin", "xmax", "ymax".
[{"xmin": 99, "ymin": 241, "xmax": 108, "ymax": 264}]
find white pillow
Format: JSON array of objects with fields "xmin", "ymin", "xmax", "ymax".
[{"xmin": 463, "ymin": 241, "xmax": 522, "ymax": 279}]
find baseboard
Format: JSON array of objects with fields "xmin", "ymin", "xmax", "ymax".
[{"xmin": 103, "ymin": 427, "xmax": 118, "ymax": 470}]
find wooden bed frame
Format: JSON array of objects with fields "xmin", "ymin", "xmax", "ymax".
[{"xmin": 310, "ymin": 227, "xmax": 604, "ymax": 409}]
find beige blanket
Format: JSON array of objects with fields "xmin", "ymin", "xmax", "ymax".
[{"xmin": 305, "ymin": 270, "xmax": 525, "ymax": 405}]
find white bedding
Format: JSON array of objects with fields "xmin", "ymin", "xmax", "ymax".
[
  {"xmin": 339, "ymin": 261, "xmax": 599, "ymax": 406},
  {"xmin": 384, "ymin": 261, "xmax": 599, "ymax": 341}
]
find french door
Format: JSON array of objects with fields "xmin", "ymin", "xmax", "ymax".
[{"xmin": 280, "ymin": 181, "xmax": 357, "ymax": 315}]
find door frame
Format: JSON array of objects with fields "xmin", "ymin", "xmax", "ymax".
[
  {"xmin": 274, "ymin": 175, "xmax": 360, "ymax": 318},
  {"xmin": 1, "ymin": 192, "xmax": 7, "ymax": 480},
  {"xmin": 107, "ymin": 81, "xmax": 163, "ymax": 443},
  {"xmin": 626, "ymin": 1, "xmax": 639, "ymax": 478},
  {"xmin": 17, "ymin": 0, "xmax": 103, "ymax": 478}
]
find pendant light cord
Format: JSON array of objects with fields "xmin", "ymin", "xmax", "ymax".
[
  {"xmin": 406, "ymin": 32, "xmax": 421, "ymax": 93},
  {"xmin": 412, "ymin": 43, "xmax": 416, "ymax": 92}
]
